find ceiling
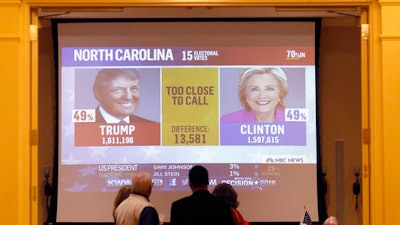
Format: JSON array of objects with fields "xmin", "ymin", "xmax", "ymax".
[{"xmin": 38, "ymin": 6, "xmax": 361, "ymax": 19}]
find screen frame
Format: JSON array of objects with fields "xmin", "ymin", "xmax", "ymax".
[{"xmin": 48, "ymin": 17, "xmax": 326, "ymax": 225}]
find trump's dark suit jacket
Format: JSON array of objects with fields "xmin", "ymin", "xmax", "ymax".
[
  {"xmin": 95, "ymin": 107, "xmax": 156, "ymax": 123},
  {"xmin": 170, "ymin": 190, "xmax": 234, "ymax": 225}
]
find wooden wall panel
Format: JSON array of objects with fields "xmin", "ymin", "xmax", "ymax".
[{"xmin": 0, "ymin": 5, "xmax": 20, "ymax": 37}]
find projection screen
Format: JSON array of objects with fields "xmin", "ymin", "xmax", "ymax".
[{"xmin": 55, "ymin": 19, "xmax": 321, "ymax": 223}]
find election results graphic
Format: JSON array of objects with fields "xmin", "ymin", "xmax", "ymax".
[{"xmin": 59, "ymin": 46, "xmax": 317, "ymax": 193}]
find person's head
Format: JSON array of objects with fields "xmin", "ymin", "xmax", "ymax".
[
  {"xmin": 212, "ymin": 183, "xmax": 239, "ymax": 208},
  {"xmin": 93, "ymin": 68, "xmax": 141, "ymax": 120},
  {"xmin": 131, "ymin": 171, "xmax": 153, "ymax": 199},
  {"xmin": 189, "ymin": 165, "xmax": 209, "ymax": 191},
  {"xmin": 114, "ymin": 185, "xmax": 132, "ymax": 208},
  {"xmin": 323, "ymin": 216, "xmax": 339, "ymax": 225},
  {"xmin": 238, "ymin": 67, "xmax": 288, "ymax": 119}
]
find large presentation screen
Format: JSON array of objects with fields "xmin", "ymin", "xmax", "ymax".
[{"xmin": 56, "ymin": 19, "xmax": 320, "ymax": 223}]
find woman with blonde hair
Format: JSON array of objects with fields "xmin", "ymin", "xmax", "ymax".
[
  {"xmin": 113, "ymin": 185, "xmax": 132, "ymax": 223},
  {"xmin": 221, "ymin": 67, "xmax": 288, "ymax": 123}
]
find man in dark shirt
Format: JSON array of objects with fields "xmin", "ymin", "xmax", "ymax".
[{"xmin": 170, "ymin": 165, "xmax": 234, "ymax": 225}]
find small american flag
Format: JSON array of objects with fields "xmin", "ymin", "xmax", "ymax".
[{"xmin": 302, "ymin": 211, "xmax": 313, "ymax": 225}]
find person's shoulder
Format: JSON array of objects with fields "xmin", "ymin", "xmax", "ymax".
[
  {"xmin": 142, "ymin": 206, "xmax": 158, "ymax": 214},
  {"xmin": 172, "ymin": 195, "xmax": 192, "ymax": 206},
  {"xmin": 172, "ymin": 196, "xmax": 192, "ymax": 209},
  {"xmin": 221, "ymin": 109, "xmax": 251, "ymax": 122},
  {"xmin": 130, "ymin": 115, "xmax": 159, "ymax": 123},
  {"xmin": 199, "ymin": 190, "xmax": 229, "ymax": 206},
  {"xmin": 120, "ymin": 195, "xmax": 134, "ymax": 204},
  {"xmin": 275, "ymin": 107, "xmax": 285, "ymax": 122},
  {"xmin": 213, "ymin": 195, "xmax": 231, "ymax": 207},
  {"xmin": 95, "ymin": 106, "xmax": 107, "ymax": 123}
]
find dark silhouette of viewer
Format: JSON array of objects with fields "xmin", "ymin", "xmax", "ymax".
[
  {"xmin": 93, "ymin": 68, "xmax": 156, "ymax": 124},
  {"xmin": 212, "ymin": 183, "xmax": 249, "ymax": 225},
  {"xmin": 170, "ymin": 165, "xmax": 234, "ymax": 225}
]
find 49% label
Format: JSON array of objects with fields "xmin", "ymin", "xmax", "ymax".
[
  {"xmin": 285, "ymin": 108, "xmax": 308, "ymax": 122},
  {"xmin": 72, "ymin": 109, "xmax": 96, "ymax": 123}
]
